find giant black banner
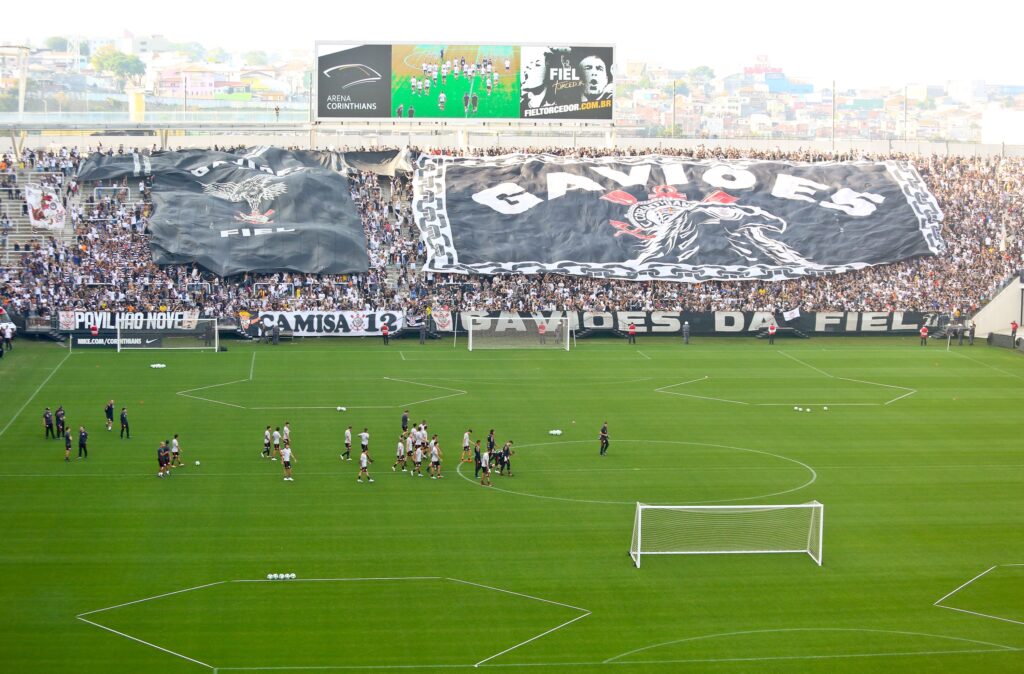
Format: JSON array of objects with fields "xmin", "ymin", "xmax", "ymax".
[
  {"xmin": 149, "ymin": 164, "xmax": 368, "ymax": 277},
  {"xmin": 413, "ymin": 155, "xmax": 945, "ymax": 282},
  {"xmin": 77, "ymin": 148, "xmax": 370, "ymax": 277},
  {"xmin": 78, "ymin": 147, "xmax": 410, "ymax": 180}
]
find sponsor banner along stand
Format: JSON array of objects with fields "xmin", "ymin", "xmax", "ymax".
[
  {"xmin": 58, "ymin": 311, "xmax": 200, "ymax": 333},
  {"xmin": 432, "ymin": 310, "xmax": 949, "ymax": 336},
  {"xmin": 69, "ymin": 333, "xmax": 163, "ymax": 349},
  {"xmin": 248, "ymin": 311, "xmax": 404, "ymax": 337}
]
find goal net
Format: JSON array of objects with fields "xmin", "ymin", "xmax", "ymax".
[
  {"xmin": 116, "ymin": 318, "xmax": 219, "ymax": 352},
  {"xmin": 630, "ymin": 502, "xmax": 823, "ymax": 568},
  {"xmin": 467, "ymin": 316, "xmax": 572, "ymax": 351}
]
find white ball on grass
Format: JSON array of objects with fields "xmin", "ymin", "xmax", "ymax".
[
  {"xmin": 194, "ymin": 460, "xmax": 200, "ymax": 467},
  {"xmin": 824, "ymin": 406, "xmax": 829, "ymax": 411},
  {"xmin": 336, "ymin": 406, "xmax": 342, "ymax": 411},
  {"xmin": 266, "ymin": 573, "xmax": 273, "ymax": 580},
  {"xmin": 289, "ymin": 573, "xmax": 296, "ymax": 579}
]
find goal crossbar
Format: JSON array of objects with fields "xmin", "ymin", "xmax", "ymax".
[{"xmin": 630, "ymin": 502, "xmax": 823, "ymax": 568}]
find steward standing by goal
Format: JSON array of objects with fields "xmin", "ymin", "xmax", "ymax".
[
  {"xmin": 627, "ymin": 322, "xmax": 637, "ymax": 344},
  {"xmin": 767, "ymin": 323, "xmax": 777, "ymax": 345},
  {"xmin": 382, "ymin": 323, "xmax": 390, "ymax": 346},
  {"xmin": 538, "ymin": 322, "xmax": 547, "ymax": 344},
  {"xmin": 919, "ymin": 325, "xmax": 929, "ymax": 346}
]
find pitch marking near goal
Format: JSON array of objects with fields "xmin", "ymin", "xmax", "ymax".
[
  {"xmin": 778, "ymin": 351, "xmax": 917, "ymax": 406},
  {"xmin": 602, "ymin": 627, "xmax": 1019, "ymax": 665},
  {"xmin": 455, "ymin": 439, "xmax": 817, "ymax": 506},
  {"xmin": 176, "ymin": 368, "xmax": 466, "ymax": 411},
  {"xmin": 78, "ymin": 577, "xmax": 589, "ymax": 671},
  {"xmin": 934, "ymin": 564, "xmax": 1024, "ymax": 627},
  {"xmin": 952, "ymin": 351, "xmax": 1024, "ymax": 382},
  {"xmin": 0, "ymin": 351, "xmax": 71, "ymax": 439},
  {"xmin": 637, "ymin": 350, "xmax": 652, "ymax": 360}
]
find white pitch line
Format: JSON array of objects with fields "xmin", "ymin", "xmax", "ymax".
[
  {"xmin": 934, "ymin": 566, "xmax": 998, "ymax": 606},
  {"xmin": 177, "ymin": 393, "xmax": 246, "ymax": 410},
  {"xmin": 249, "ymin": 352, "xmax": 256, "ymax": 381},
  {"xmin": 445, "ymin": 578, "xmax": 589, "ymax": 613},
  {"xmin": 637, "ymin": 350, "xmax": 651, "ymax": 360},
  {"xmin": 384, "ymin": 376, "xmax": 467, "ymax": 394},
  {"xmin": 76, "ymin": 616, "xmax": 215, "ymax": 669},
  {"xmin": 884, "ymin": 389, "xmax": 918, "ymax": 405},
  {"xmin": 176, "ymin": 378, "xmax": 250, "ymax": 395},
  {"xmin": 79, "ymin": 580, "xmax": 228, "ymax": 616},
  {"xmin": 657, "ymin": 391, "xmax": 749, "ymax": 405},
  {"xmin": 400, "ymin": 351, "xmax": 406, "ymax": 361},
  {"xmin": 778, "ymin": 351, "xmax": 833, "ymax": 378},
  {"xmin": 655, "ymin": 375, "xmax": 710, "ymax": 389},
  {"xmin": 936, "ymin": 605, "xmax": 1024, "ymax": 627},
  {"xmin": 474, "ymin": 612, "xmax": 591, "ymax": 668},
  {"xmin": 779, "ymin": 351, "xmax": 916, "ymax": 403},
  {"xmin": 756, "ymin": 403, "xmax": 879, "ymax": 407},
  {"xmin": 230, "ymin": 577, "xmax": 441, "ymax": 584},
  {"xmin": 0, "ymin": 351, "xmax": 70, "ymax": 439},
  {"xmin": 953, "ymin": 351, "xmax": 1024, "ymax": 381}
]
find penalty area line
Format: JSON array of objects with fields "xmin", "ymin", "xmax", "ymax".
[
  {"xmin": 76, "ymin": 616, "xmax": 215, "ymax": 669},
  {"xmin": 0, "ymin": 351, "xmax": 71, "ymax": 439}
]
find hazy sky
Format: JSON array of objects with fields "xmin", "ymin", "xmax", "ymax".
[{"xmin": 4, "ymin": 0, "xmax": 1022, "ymax": 88}]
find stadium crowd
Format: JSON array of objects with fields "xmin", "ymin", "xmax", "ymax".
[{"xmin": 1, "ymin": 144, "xmax": 1021, "ymax": 321}]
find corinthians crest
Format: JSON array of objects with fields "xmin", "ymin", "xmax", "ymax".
[
  {"xmin": 203, "ymin": 175, "xmax": 288, "ymax": 225},
  {"xmin": 602, "ymin": 185, "xmax": 813, "ymax": 267}
]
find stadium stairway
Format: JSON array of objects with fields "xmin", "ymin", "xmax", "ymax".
[
  {"xmin": 1, "ymin": 167, "xmax": 78, "ymax": 268},
  {"xmin": 756, "ymin": 327, "xmax": 809, "ymax": 339}
]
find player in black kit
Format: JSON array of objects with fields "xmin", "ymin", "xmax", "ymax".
[
  {"xmin": 104, "ymin": 400, "xmax": 115, "ymax": 431},
  {"xmin": 43, "ymin": 407, "xmax": 56, "ymax": 439},
  {"xmin": 120, "ymin": 407, "xmax": 130, "ymax": 439}
]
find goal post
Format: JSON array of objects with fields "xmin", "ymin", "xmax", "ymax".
[
  {"xmin": 630, "ymin": 502, "xmax": 823, "ymax": 568},
  {"xmin": 116, "ymin": 318, "xmax": 219, "ymax": 352},
  {"xmin": 467, "ymin": 316, "xmax": 572, "ymax": 351}
]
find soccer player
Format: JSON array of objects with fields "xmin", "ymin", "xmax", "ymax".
[
  {"xmin": 283, "ymin": 422, "xmax": 291, "ymax": 448},
  {"xmin": 401, "ymin": 409, "xmax": 409, "ymax": 433},
  {"xmin": 357, "ymin": 447, "xmax": 374, "ymax": 483},
  {"xmin": 281, "ymin": 443, "xmax": 295, "ymax": 481},
  {"xmin": 599, "ymin": 422, "xmax": 609, "ymax": 456},
  {"xmin": 77, "ymin": 425, "xmax": 88, "ymax": 459},
  {"xmin": 410, "ymin": 76, "xmax": 417, "ymax": 96},
  {"xmin": 120, "ymin": 407, "xmax": 130, "ymax": 439},
  {"xmin": 392, "ymin": 434, "xmax": 406, "ymax": 472},
  {"xmin": 157, "ymin": 440, "xmax": 169, "ymax": 477},
  {"xmin": 272, "ymin": 427, "xmax": 282, "ymax": 461},
  {"xmin": 171, "ymin": 434, "xmax": 182, "ymax": 467},
  {"xmin": 405, "ymin": 429, "xmax": 414, "ymax": 464},
  {"xmin": 43, "ymin": 407, "xmax": 56, "ymax": 439},
  {"xmin": 471, "ymin": 92, "xmax": 479, "ymax": 114},
  {"xmin": 463, "ymin": 92, "xmax": 470, "ymax": 114},
  {"xmin": 262, "ymin": 426, "xmax": 272, "ymax": 458},
  {"xmin": 438, "ymin": 92, "xmax": 447, "ymax": 112},
  {"xmin": 412, "ymin": 444, "xmax": 424, "ymax": 477},
  {"xmin": 480, "ymin": 446, "xmax": 492, "ymax": 486},
  {"xmin": 359, "ymin": 427, "xmax": 370, "ymax": 459},
  {"xmin": 104, "ymin": 400, "xmax": 114, "ymax": 431},
  {"xmin": 63, "ymin": 427, "xmax": 72, "ymax": 462},
  {"xmin": 473, "ymin": 440, "xmax": 482, "ymax": 478},
  {"xmin": 55, "ymin": 405, "xmax": 65, "ymax": 437},
  {"xmin": 500, "ymin": 441, "xmax": 514, "ymax": 477},
  {"xmin": 461, "ymin": 429, "xmax": 472, "ymax": 463},
  {"xmin": 429, "ymin": 435, "xmax": 443, "ymax": 479},
  {"xmin": 341, "ymin": 425, "xmax": 352, "ymax": 461}
]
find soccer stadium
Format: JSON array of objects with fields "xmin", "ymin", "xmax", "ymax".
[{"xmin": 2, "ymin": 17, "xmax": 1024, "ymax": 674}]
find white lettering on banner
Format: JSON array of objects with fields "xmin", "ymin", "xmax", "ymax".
[
  {"xmin": 64, "ymin": 311, "xmax": 199, "ymax": 332},
  {"xmin": 702, "ymin": 165, "xmax": 757, "ymax": 191},
  {"xmin": 220, "ymin": 227, "xmax": 296, "ymax": 238},
  {"xmin": 891, "ymin": 312, "xmax": 918, "ymax": 331},
  {"xmin": 256, "ymin": 311, "xmax": 401, "ymax": 337},
  {"xmin": 846, "ymin": 313, "xmax": 858, "ymax": 332},
  {"xmin": 749, "ymin": 312, "xmax": 775, "ymax": 331},
  {"xmin": 660, "ymin": 163, "xmax": 691, "ymax": 187},
  {"xmin": 617, "ymin": 311, "xmax": 647, "ymax": 332},
  {"xmin": 815, "ymin": 312, "xmax": 844, "ymax": 331},
  {"xmin": 471, "ymin": 184, "xmax": 543, "ymax": 215},
  {"xmin": 582, "ymin": 312, "xmax": 614, "ymax": 330},
  {"xmin": 715, "ymin": 312, "xmax": 745, "ymax": 332},
  {"xmin": 650, "ymin": 312, "xmax": 681, "ymax": 333},
  {"xmin": 772, "ymin": 174, "xmax": 830, "ymax": 203},
  {"xmin": 821, "ymin": 188, "xmax": 885, "ymax": 217},
  {"xmin": 589, "ymin": 165, "xmax": 652, "ymax": 188},
  {"xmin": 546, "ymin": 173, "xmax": 605, "ymax": 201},
  {"xmin": 861, "ymin": 312, "xmax": 890, "ymax": 331}
]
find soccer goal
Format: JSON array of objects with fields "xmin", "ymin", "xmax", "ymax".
[
  {"xmin": 467, "ymin": 316, "xmax": 573, "ymax": 351},
  {"xmin": 629, "ymin": 502, "xmax": 823, "ymax": 568},
  {"xmin": 116, "ymin": 318, "xmax": 219, "ymax": 352}
]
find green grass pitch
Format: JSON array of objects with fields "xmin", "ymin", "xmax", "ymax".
[
  {"xmin": 2, "ymin": 336, "xmax": 1023, "ymax": 673},
  {"xmin": 390, "ymin": 44, "xmax": 520, "ymax": 119}
]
